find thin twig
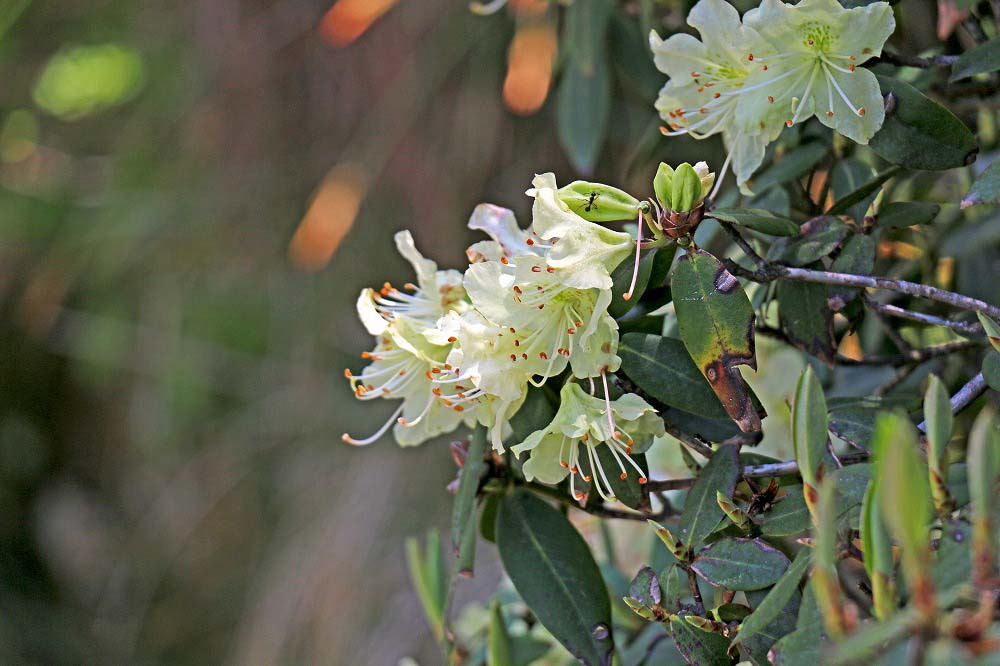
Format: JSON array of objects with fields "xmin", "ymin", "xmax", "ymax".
[
  {"xmin": 864, "ymin": 300, "xmax": 984, "ymax": 336},
  {"xmin": 718, "ymin": 221, "xmax": 767, "ymax": 269},
  {"xmin": 864, "ymin": 294, "xmax": 914, "ymax": 355},
  {"xmin": 874, "ymin": 51, "xmax": 959, "ymax": 68},
  {"xmin": 917, "ymin": 373, "xmax": 989, "ymax": 433},
  {"xmin": 726, "ymin": 261, "xmax": 1000, "ymax": 320},
  {"xmin": 687, "ymin": 568, "xmax": 706, "ymax": 615},
  {"xmin": 645, "ymin": 452, "xmax": 871, "ymax": 492},
  {"xmin": 519, "ymin": 481, "xmax": 673, "ymax": 522}
]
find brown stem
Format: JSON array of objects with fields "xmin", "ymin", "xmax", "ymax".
[
  {"xmin": 518, "ymin": 481, "xmax": 673, "ymax": 522},
  {"xmin": 726, "ymin": 260, "xmax": 1000, "ymax": 320},
  {"xmin": 645, "ymin": 452, "xmax": 870, "ymax": 492},
  {"xmin": 864, "ymin": 300, "xmax": 984, "ymax": 336},
  {"xmin": 917, "ymin": 372, "xmax": 989, "ymax": 433},
  {"xmin": 873, "ymin": 51, "xmax": 959, "ymax": 68}
]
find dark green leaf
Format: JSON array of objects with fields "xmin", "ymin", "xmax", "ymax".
[
  {"xmin": 509, "ymin": 388, "xmax": 556, "ymax": 445},
  {"xmin": 662, "ymin": 408, "xmax": 757, "ymax": 445},
  {"xmin": 669, "ymin": 614, "xmax": 731, "ymax": 666},
  {"xmin": 480, "ymin": 492, "xmax": 500, "ymax": 543},
  {"xmin": 672, "ymin": 250, "xmax": 760, "ymax": 433},
  {"xmin": 709, "ymin": 208, "xmax": 800, "ymax": 236},
  {"xmin": 619, "ymin": 333, "xmax": 729, "ymax": 419},
  {"xmin": 627, "ymin": 566, "xmax": 662, "ymax": 609},
  {"xmin": 453, "ymin": 428, "xmax": 489, "ymax": 571},
  {"xmin": 767, "ymin": 216, "xmax": 851, "ymax": 265},
  {"xmin": 496, "ymin": 490, "xmax": 614, "ymax": 665},
  {"xmin": 828, "ymin": 234, "xmax": 876, "ymax": 309},
  {"xmin": 759, "ymin": 487, "xmax": 812, "ymax": 536},
  {"xmin": 825, "ymin": 613, "xmax": 915, "ymax": 665},
  {"xmin": 792, "ymin": 366, "xmax": 829, "ymax": 493},
  {"xmin": 984, "ymin": 349, "xmax": 1000, "ymax": 391},
  {"xmin": 734, "ymin": 549, "xmax": 810, "ymax": 649},
  {"xmin": 512, "ymin": 636, "xmax": 554, "ymax": 666},
  {"xmin": 678, "ymin": 444, "xmax": 740, "ymax": 549},
  {"xmin": 932, "ymin": 520, "xmax": 972, "ymax": 592},
  {"xmin": 877, "ymin": 201, "xmax": 940, "ymax": 228},
  {"xmin": 583, "ymin": 448, "xmax": 649, "ymax": 511},
  {"xmin": 620, "ymin": 624, "xmax": 686, "ymax": 666},
  {"xmin": 610, "ymin": 249, "xmax": 657, "ymax": 318},
  {"xmin": 870, "ymin": 75, "xmax": 978, "ymax": 170},
  {"xmin": 962, "ymin": 158, "xmax": 1000, "ymax": 209},
  {"xmin": 778, "ymin": 280, "xmax": 835, "ymax": 363},
  {"xmin": 950, "ymin": 36, "xmax": 1000, "ymax": 82},
  {"xmin": 749, "ymin": 142, "xmax": 828, "ymax": 193},
  {"xmin": 557, "ymin": 0, "xmax": 612, "ymax": 175},
  {"xmin": 690, "ymin": 537, "xmax": 791, "ymax": 590},
  {"xmin": 608, "ymin": 13, "xmax": 662, "ymax": 102},
  {"xmin": 827, "ymin": 159, "xmax": 878, "ymax": 219}
]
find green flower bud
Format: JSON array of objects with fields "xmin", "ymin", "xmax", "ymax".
[
  {"xmin": 671, "ymin": 163, "xmax": 703, "ymax": 214},
  {"xmin": 649, "ymin": 519, "xmax": 688, "ymax": 561},
  {"xmin": 653, "ymin": 162, "xmax": 674, "ymax": 210},
  {"xmin": 557, "ymin": 181, "xmax": 640, "ymax": 222},
  {"xmin": 716, "ymin": 491, "xmax": 752, "ymax": 531}
]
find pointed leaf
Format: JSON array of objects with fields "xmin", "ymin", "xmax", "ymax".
[
  {"xmin": 678, "ymin": 444, "xmax": 740, "ymax": 549},
  {"xmin": 978, "ymin": 312, "xmax": 1000, "ymax": 352},
  {"xmin": 496, "ymin": 490, "xmax": 614, "ymax": 665},
  {"xmin": 962, "ymin": 158, "xmax": 1000, "ymax": 209},
  {"xmin": 734, "ymin": 549, "xmax": 811, "ymax": 648},
  {"xmin": 876, "ymin": 201, "xmax": 940, "ymax": 228},
  {"xmin": 778, "ymin": 280, "xmax": 836, "ymax": 363},
  {"xmin": 759, "ymin": 487, "xmax": 812, "ymax": 537},
  {"xmin": 791, "ymin": 366, "xmax": 829, "ymax": 494},
  {"xmin": 709, "ymin": 208, "xmax": 799, "ymax": 236},
  {"xmin": 826, "ymin": 167, "xmax": 899, "ymax": 216},
  {"xmin": 453, "ymin": 427, "xmax": 489, "ymax": 570},
  {"xmin": 950, "ymin": 36, "xmax": 1000, "ymax": 82},
  {"xmin": 488, "ymin": 600, "xmax": 515, "ymax": 666},
  {"xmin": 860, "ymin": 481, "xmax": 896, "ymax": 619},
  {"xmin": 871, "ymin": 75, "xmax": 979, "ymax": 170},
  {"xmin": 828, "ymin": 234, "xmax": 876, "ymax": 309},
  {"xmin": 669, "ymin": 613, "xmax": 731, "ymax": 666},
  {"xmin": 767, "ymin": 216, "xmax": 851, "ymax": 266},
  {"xmin": 672, "ymin": 250, "xmax": 760, "ymax": 433},
  {"xmin": 690, "ymin": 537, "xmax": 791, "ymax": 590}
]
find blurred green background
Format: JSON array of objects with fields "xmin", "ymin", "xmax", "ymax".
[{"xmin": 0, "ymin": 0, "xmax": 972, "ymax": 663}]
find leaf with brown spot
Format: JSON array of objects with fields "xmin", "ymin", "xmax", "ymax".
[{"xmin": 672, "ymin": 250, "xmax": 760, "ymax": 433}]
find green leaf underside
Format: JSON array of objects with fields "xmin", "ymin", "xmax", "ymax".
[
  {"xmin": 962, "ymin": 158, "xmax": 1000, "ymax": 209},
  {"xmin": 828, "ymin": 234, "xmax": 876, "ymax": 308},
  {"xmin": 690, "ymin": 537, "xmax": 791, "ymax": 590},
  {"xmin": 619, "ymin": 333, "xmax": 729, "ymax": 419},
  {"xmin": 759, "ymin": 487, "xmax": 812, "ymax": 536},
  {"xmin": 877, "ymin": 201, "xmax": 940, "ymax": 228},
  {"xmin": 496, "ymin": 490, "xmax": 614, "ymax": 665},
  {"xmin": 670, "ymin": 614, "xmax": 731, "ymax": 666},
  {"xmin": 767, "ymin": 216, "xmax": 850, "ymax": 265},
  {"xmin": 950, "ymin": 35, "xmax": 1000, "ymax": 82},
  {"xmin": 488, "ymin": 600, "xmax": 515, "ymax": 666},
  {"xmin": 826, "ymin": 167, "xmax": 898, "ymax": 216},
  {"xmin": 734, "ymin": 549, "xmax": 811, "ymax": 648},
  {"xmin": 778, "ymin": 280, "xmax": 836, "ymax": 363},
  {"xmin": 870, "ymin": 75, "xmax": 978, "ymax": 171},
  {"xmin": 582, "ymin": 448, "xmax": 650, "ymax": 511},
  {"xmin": 984, "ymin": 350, "xmax": 1000, "ymax": 391},
  {"xmin": 678, "ymin": 444, "xmax": 740, "ymax": 549},
  {"xmin": 792, "ymin": 366, "xmax": 829, "ymax": 487},
  {"xmin": 709, "ymin": 208, "xmax": 800, "ymax": 236},
  {"xmin": 672, "ymin": 250, "xmax": 760, "ymax": 433}
]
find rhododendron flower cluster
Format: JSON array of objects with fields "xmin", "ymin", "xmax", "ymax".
[
  {"xmin": 343, "ymin": 171, "xmax": 693, "ymax": 500},
  {"xmin": 651, "ymin": 0, "xmax": 894, "ymax": 190}
]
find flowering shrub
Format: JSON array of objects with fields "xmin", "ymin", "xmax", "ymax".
[{"xmin": 348, "ymin": 0, "xmax": 1000, "ymax": 663}]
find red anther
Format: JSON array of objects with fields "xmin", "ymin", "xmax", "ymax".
[
  {"xmin": 697, "ymin": 86, "xmax": 704, "ymax": 93},
  {"xmin": 447, "ymin": 336, "xmax": 457, "ymax": 343},
  {"xmin": 366, "ymin": 384, "xmax": 374, "ymax": 390},
  {"xmin": 538, "ymin": 304, "xmax": 545, "ymax": 309},
  {"xmin": 690, "ymin": 71, "xmax": 700, "ymax": 77},
  {"xmin": 508, "ymin": 327, "xmax": 516, "ymax": 333},
  {"xmin": 620, "ymin": 472, "xmax": 627, "ymax": 480},
  {"xmin": 747, "ymin": 53, "xmax": 754, "ymax": 61},
  {"xmin": 432, "ymin": 388, "xmax": 442, "ymax": 396},
  {"xmin": 560, "ymin": 461, "xmax": 568, "ymax": 468},
  {"xmin": 582, "ymin": 434, "xmax": 589, "ymax": 441},
  {"xmin": 546, "ymin": 267, "xmax": 554, "ymax": 273},
  {"xmin": 807, "ymin": 39, "xmax": 814, "ymax": 45},
  {"xmin": 510, "ymin": 354, "xmax": 517, "ymax": 362},
  {"xmin": 574, "ymin": 492, "xmax": 585, "ymax": 501},
  {"xmin": 425, "ymin": 371, "xmax": 433, "ymax": 379},
  {"xmin": 500, "ymin": 256, "xmax": 509, "ymax": 264},
  {"xmin": 399, "ymin": 370, "xmax": 405, "ymax": 376},
  {"xmin": 713, "ymin": 92, "xmax": 721, "ymax": 99},
  {"xmin": 638, "ymin": 477, "xmax": 648, "ymax": 485},
  {"xmin": 521, "ymin": 353, "xmax": 528, "ymax": 360},
  {"xmin": 514, "ymin": 339, "xmax": 520, "ymax": 346},
  {"xmin": 567, "ymin": 328, "xmax": 575, "ymax": 334},
  {"xmin": 767, "ymin": 95, "xmax": 774, "ymax": 103},
  {"xmin": 858, "ymin": 108, "xmax": 866, "ymax": 116},
  {"xmin": 575, "ymin": 320, "xmax": 583, "ymax": 327},
  {"xmin": 526, "ymin": 238, "xmax": 535, "ymax": 245},
  {"xmin": 584, "ymin": 475, "xmax": 592, "ymax": 482},
  {"xmin": 571, "ymin": 466, "xmax": 578, "ymax": 474},
  {"xmin": 626, "ymin": 446, "xmax": 633, "ymax": 454},
  {"xmin": 540, "ymin": 352, "xmax": 548, "ymax": 359},
  {"xmin": 344, "ymin": 369, "xmax": 352, "ymax": 378},
  {"xmin": 849, "ymin": 55, "xmax": 857, "ymax": 61},
  {"xmin": 404, "ymin": 282, "xmax": 416, "ymax": 290},
  {"xmin": 531, "ymin": 265, "xmax": 541, "ymax": 272},
  {"xmin": 849, "ymin": 64, "xmax": 856, "ymax": 72},
  {"xmin": 614, "ymin": 431, "xmax": 621, "ymax": 440},
  {"xmin": 700, "ymin": 108, "xmax": 708, "ymax": 114},
  {"xmin": 455, "ymin": 385, "xmax": 465, "ymax": 391},
  {"xmin": 443, "ymin": 363, "xmax": 452, "ymax": 370},
  {"xmin": 454, "ymin": 405, "xmax": 464, "ymax": 412},
  {"xmin": 762, "ymin": 64, "xmax": 769, "ymax": 71},
  {"xmin": 382, "ymin": 388, "xmax": 390, "ymax": 394},
  {"xmin": 785, "ymin": 119, "xmax": 793, "ymax": 127},
  {"xmin": 826, "ymin": 111, "xmax": 834, "ymax": 117},
  {"xmin": 513, "ymin": 286, "xmax": 522, "ymax": 294},
  {"xmin": 361, "ymin": 351, "xmax": 372, "ymax": 359},
  {"xmin": 705, "ymin": 82, "xmax": 713, "ymax": 87},
  {"xmin": 431, "ymin": 367, "xmax": 441, "ymax": 374}
]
